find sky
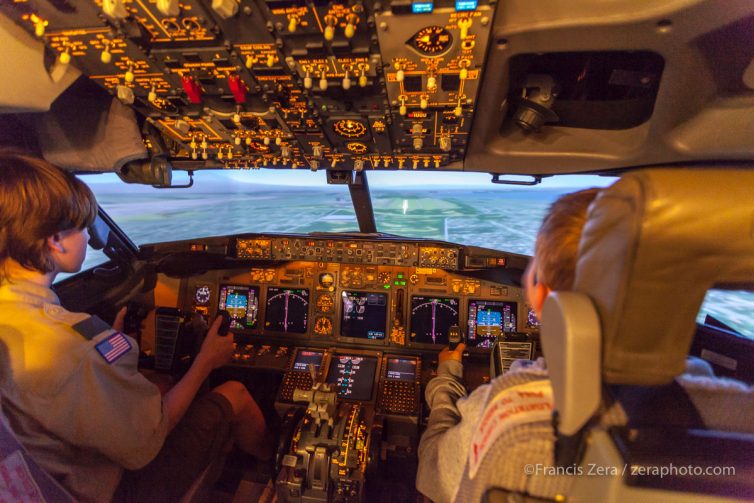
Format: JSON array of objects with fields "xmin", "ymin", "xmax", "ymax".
[{"xmin": 82, "ymin": 169, "xmax": 616, "ymax": 189}]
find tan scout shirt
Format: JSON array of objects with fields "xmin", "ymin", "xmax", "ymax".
[{"xmin": 0, "ymin": 280, "xmax": 169, "ymax": 502}]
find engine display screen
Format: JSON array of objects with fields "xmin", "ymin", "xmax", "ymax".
[
  {"xmin": 410, "ymin": 296, "xmax": 459, "ymax": 345},
  {"xmin": 467, "ymin": 300, "xmax": 518, "ymax": 348},
  {"xmin": 326, "ymin": 355, "xmax": 378, "ymax": 401},
  {"xmin": 265, "ymin": 288, "xmax": 309, "ymax": 334},
  {"xmin": 386, "ymin": 358, "xmax": 417, "ymax": 381},
  {"xmin": 218, "ymin": 285, "xmax": 259, "ymax": 329},
  {"xmin": 293, "ymin": 350, "xmax": 324, "ymax": 372},
  {"xmin": 340, "ymin": 291, "xmax": 388, "ymax": 340}
]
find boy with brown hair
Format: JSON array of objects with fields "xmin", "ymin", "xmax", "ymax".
[
  {"xmin": 416, "ymin": 188, "xmax": 600, "ymax": 503},
  {"xmin": 0, "ymin": 151, "xmax": 270, "ymax": 502}
]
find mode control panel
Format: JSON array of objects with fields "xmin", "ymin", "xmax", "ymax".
[{"xmin": 233, "ymin": 236, "xmax": 460, "ymax": 269}]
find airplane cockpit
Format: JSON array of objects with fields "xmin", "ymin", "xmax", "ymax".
[{"xmin": 0, "ymin": 0, "xmax": 753, "ymax": 501}]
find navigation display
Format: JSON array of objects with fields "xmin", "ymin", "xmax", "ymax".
[
  {"xmin": 265, "ymin": 288, "xmax": 309, "ymax": 334},
  {"xmin": 326, "ymin": 355, "xmax": 378, "ymax": 401},
  {"xmin": 410, "ymin": 296, "xmax": 459, "ymax": 345},
  {"xmin": 341, "ymin": 291, "xmax": 388, "ymax": 340},
  {"xmin": 218, "ymin": 285, "xmax": 259, "ymax": 329},
  {"xmin": 386, "ymin": 358, "xmax": 417, "ymax": 381},
  {"xmin": 293, "ymin": 350, "xmax": 324, "ymax": 372},
  {"xmin": 467, "ymin": 300, "xmax": 517, "ymax": 348}
]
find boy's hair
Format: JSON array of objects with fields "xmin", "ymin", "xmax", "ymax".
[
  {"xmin": 535, "ymin": 188, "xmax": 601, "ymax": 291},
  {"xmin": 0, "ymin": 151, "xmax": 97, "ymax": 282}
]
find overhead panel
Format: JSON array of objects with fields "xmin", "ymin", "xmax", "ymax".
[{"xmin": 0, "ymin": 0, "xmax": 497, "ymax": 172}]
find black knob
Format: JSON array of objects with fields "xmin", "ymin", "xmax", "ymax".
[{"xmin": 217, "ymin": 309, "xmax": 232, "ymax": 336}]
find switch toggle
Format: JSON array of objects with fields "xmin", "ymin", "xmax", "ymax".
[
  {"xmin": 228, "ymin": 74, "xmax": 248, "ymax": 104},
  {"xmin": 211, "ymin": 0, "xmax": 238, "ymax": 19},
  {"xmin": 181, "ymin": 76, "xmax": 203, "ymax": 104},
  {"xmin": 157, "ymin": 0, "xmax": 180, "ymax": 17},
  {"xmin": 102, "ymin": 0, "xmax": 128, "ymax": 19},
  {"xmin": 288, "ymin": 16, "xmax": 299, "ymax": 33}
]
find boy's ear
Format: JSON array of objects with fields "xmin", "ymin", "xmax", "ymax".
[
  {"xmin": 532, "ymin": 281, "xmax": 551, "ymax": 315},
  {"xmin": 47, "ymin": 234, "xmax": 65, "ymax": 254}
]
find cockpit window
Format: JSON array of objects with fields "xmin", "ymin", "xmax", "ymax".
[
  {"xmin": 698, "ymin": 289, "xmax": 754, "ymax": 340},
  {"xmin": 368, "ymin": 172, "xmax": 614, "ymax": 254},
  {"xmin": 55, "ymin": 245, "xmax": 109, "ymax": 284},
  {"xmin": 83, "ymin": 171, "xmax": 359, "ymax": 245}
]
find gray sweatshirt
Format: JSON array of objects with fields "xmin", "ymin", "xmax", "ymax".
[{"xmin": 416, "ymin": 356, "xmax": 754, "ymax": 503}]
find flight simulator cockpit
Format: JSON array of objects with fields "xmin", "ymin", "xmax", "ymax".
[{"xmin": 0, "ymin": 0, "xmax": 753, "ymax": 501}]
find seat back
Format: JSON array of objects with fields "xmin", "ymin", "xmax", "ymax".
[{"xmin": 540, "ymin": 168, "xmax": 754, "ymax": 501}]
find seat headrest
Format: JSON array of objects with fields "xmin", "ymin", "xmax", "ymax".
[{"xmin": 574, "ymin": 169, "xmax": 754, "ymax": 385}]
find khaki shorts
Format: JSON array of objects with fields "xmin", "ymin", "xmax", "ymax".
[{"xmin": 113, "ymin": 391, "xmax": 234, "ymax": 503}]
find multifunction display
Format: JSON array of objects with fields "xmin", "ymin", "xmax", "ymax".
[
  {"xmin": 218, "ymin": 285, "xmax": 259, "ymax": 329},
  {"xmin": 326, "ymin": 355, "xmax": 378, "ymax": 401},
  {"xmin": 265, "ymin": 288, "xmax": 309, "ymax": 334},
  {"xmin": 341, "ymin": 291, "xmax": 388, "ymax": 340},
  {"xmin": 293, "ymin": 350, "xmax": 325, "ymax": 372},
  {"xmin": 386, "ymin": 358, "xmax": 417, "ymax": 381},
  {"xmin": 467, "ymin": 300, "xmax": 517, "ymax": 348},
  {"xmin": 410, "ymin": 296, "xmax": 459, "ymax": 345}
]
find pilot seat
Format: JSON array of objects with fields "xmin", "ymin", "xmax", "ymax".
[{"xmin": 535, "ymin": 168, "xmax": 754, "ymax": 502}]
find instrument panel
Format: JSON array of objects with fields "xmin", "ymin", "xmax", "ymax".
[
  {"xmin": 1, "ymin": 0, "xmax": 497, "ymax": 172},
  {"xmin": 184, "ymin": 259, "xmax": 535, "ymax": 351}
]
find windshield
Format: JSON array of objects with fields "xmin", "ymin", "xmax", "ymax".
[
  {"xmin": 83, "ymin": 170, "xmax": 754, "ymax": 339},
  {"xmin": 86, "ymin": 171, "xmax": 358, "ymax": 244},
  {"xmin": 368, "ymin": 172, "xmax": 612, "ymax": 255}
]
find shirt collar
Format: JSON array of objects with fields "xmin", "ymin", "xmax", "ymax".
[{"xmin": 0, "ymin": 279, "xmax": 60, "ymax": 307}]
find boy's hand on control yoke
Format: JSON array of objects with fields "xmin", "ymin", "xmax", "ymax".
[{"xmin": 196, "ymin": 315, "xmax": 235, "ymax": 369}]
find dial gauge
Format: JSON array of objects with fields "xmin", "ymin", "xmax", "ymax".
[
  {"xmin": 346, "ymin": 142, "xmax": 368, "ymax": 154},
  {"xmin": 411, "ymin": 26, "xmax": 453, "ymax": 55},
  {"xmin": 319, "ymin": 272, "xmax": 335, "ymax": 288},
  {"xmin": 316, "ymin": 293, "xmax": 334, "ymax": 313},
  {"xmin": 194, "ymin": 285, "xmax": 211, "ymax": 305},
  {"xmin": 314, "ymin": 316, "xmax": 333, "ymax": 336},
  {"xmin": 333, "ymin": 119, "xmax": 367, "ymax": 139}
]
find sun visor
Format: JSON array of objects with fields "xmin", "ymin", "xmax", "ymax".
[
  {"xmin": 35, "ymin": 91, "xmax": 147, "ymax": 173},
  {"xmin": 574, "ymin": 169, "xmax": 754, "ymax": 386}
]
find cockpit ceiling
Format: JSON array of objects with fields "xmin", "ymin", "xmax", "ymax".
[{"xmin": 0, "ymin": 0, "xmax": 752, "ymax": 176}]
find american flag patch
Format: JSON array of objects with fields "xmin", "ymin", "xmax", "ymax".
[{"xmin": 95, "ymin": 332, "xmax": 132, "ymax": 364}]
